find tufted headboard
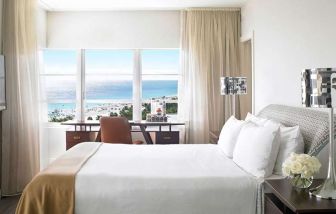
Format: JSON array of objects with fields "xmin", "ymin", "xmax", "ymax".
[{"xmin": 257, "ymin": 104, "xmax": 330, "ymax": 155}]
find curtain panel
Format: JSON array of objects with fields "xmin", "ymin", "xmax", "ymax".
[
  {"xmin": 1, "ymin": 0, "xmax": 40, "ymax": 195},
  {"xmin": 239, "ymin": 40, "xmax": 253, "ymax": 118},
  {"xmin": 180, "ymin": 9, "xmax": 241, "ymax": 144}
]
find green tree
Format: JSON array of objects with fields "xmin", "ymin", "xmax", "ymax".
[
  {"xmin": 110, "ymin": 112, "xmax": 118, "ymax": 117},
  {"xmin": 142, "ymin": 103, "xmax": 151, "ymax": 120},
  {"xmin": 48, "ymin": 110, "xmax": 75, "ymax": 122},
  {"xmin": 166, "ymin": 103, "xmax": 178, "ymax": 114},
  {"xmin": 119, "ymin": 106, "xmax": 133, "ymax": 120}
]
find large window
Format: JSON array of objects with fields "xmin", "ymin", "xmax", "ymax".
[
  {"xmin": 41, "ymin": 50, "xmax": 78, "ymax": 122},
  {"xmin": 40, "ymin": 49, "xmax": 180, "ymax": 122},
  {"xmin": 85, "ymin": 50, "xmax": 134, "ymax": 120},
  {"xmin": 141, "ymin": 50, "xmax": 179, "ymax": 120}
]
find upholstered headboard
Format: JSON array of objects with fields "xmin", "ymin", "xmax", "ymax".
[{"xmin": 257, "ymin": 104, "xmax": 329, "ymax": 155}]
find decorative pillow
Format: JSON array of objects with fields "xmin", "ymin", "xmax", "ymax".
[
  {"xmin": 217, "ymin": 116, "xmax": 245, "ymax": 158},
  {"xmin": 273, "ymin": 126, "xmax": 304, "ymax": 175},
  {"xmin": 233, "ymin": 121, "xmax": 280, "ymax": 178},
  {"xmin": 245, "ymin": 112, "xmax": 269, "ymax": 125}
]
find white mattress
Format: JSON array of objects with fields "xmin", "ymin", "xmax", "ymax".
[{"xmin": 75, "ymin": 143, "xmax": 259, "ymax": 214}]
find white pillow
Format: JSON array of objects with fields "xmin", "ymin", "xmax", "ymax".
[
  {"xmin": 273, "ymin": 126, "xmax": 304, "ymax": 175},
  {"xmin": 218, "ymin": 116, "xmax": 245, "ymax": 158},
  {"xmin": 233, "ymin": 121, "xmax": 280, "ymax": 178},
  {"xmin": 246, "ymin": 113, "xmax": 293, "ymax": 175},
  {"xmin": 245, "ymin": 113, "xmax": 306, "ymax": 175},
  {"xmin": 245, "ymin": 112, "xmax": 269, "ymax": 125}
]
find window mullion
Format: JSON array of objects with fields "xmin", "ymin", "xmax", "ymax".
[
  {"xmin": 133, "ymin": 49, "xmax": 142, "ymax": 121},
  {"xmin": 81, "ymin": 49, "xmax": 86, "ymax": 122},
  {"xmin": 76, "ymin": 49, "xmax": 85, "ymax": 122}
]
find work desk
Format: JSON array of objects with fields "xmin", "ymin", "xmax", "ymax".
[{"xmin": 61, "ymin": 120, "xmax": 185, "ymax": 149}]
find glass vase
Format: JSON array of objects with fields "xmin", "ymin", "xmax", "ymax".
[{"xmin": 289, "ymin": 174, "xmax": 313, "ymax": 189}]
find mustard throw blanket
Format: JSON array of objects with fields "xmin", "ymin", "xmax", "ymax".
[{"xmin": 16, "ymin": 142, "xmax": 102, "ymax": 214}]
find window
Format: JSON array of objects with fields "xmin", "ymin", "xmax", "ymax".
[
  {"xmin": 40, "ymin": 49, "xmax": 180, "ymax": 122},
  {"xmin": 141, "ymin": 50, "xmax": 179, "ymax": 120},
  {"xmin": 41, "ymin": 50, "xmax": 78, "ymax": 122},
  {"xmin": 85, "ymin": 50, "xmax": 134, "ymax": 120}
]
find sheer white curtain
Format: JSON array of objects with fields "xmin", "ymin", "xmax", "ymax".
[
  {"xmin": 180, "ymin": 9, "xmax": 241, "ymax": 144},
  {"xmin": 1, "ymin": 0, "xmax": 40, "ymax": 195}
]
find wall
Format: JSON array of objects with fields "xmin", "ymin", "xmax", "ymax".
[
  {"xmin": 0, "ymin": 0, "xmax": 3, "ymax": 196},
  {"xmin": 37, "ymin": 8, "xmax": 47, "ymax": 48},
  {"xmin": 47, "ymin": 11, "xmax": 180, "ymax": 49},
  {"xmin": 36, "ymin": 7, "xmax": 50, "ymax": 169},
  {"xmin": 241, "ymin": 0, "xmax": 336, "ymax": 112},
  {"xmin": 0, "ymin": 0, "xmax": 2, "ymax": 52},
  {"xmin": 42, "ymin": 10, "xmax": 180, "ymax": 166}
]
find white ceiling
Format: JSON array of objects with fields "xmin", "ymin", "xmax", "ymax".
[{"xmin": 39, "ymin": 0, "xmax": 247, "ymax": 11}]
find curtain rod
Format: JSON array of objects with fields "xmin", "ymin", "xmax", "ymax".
[{"xmin": 184, "ymin": 7, "xmax": 241, "ymax": 12}]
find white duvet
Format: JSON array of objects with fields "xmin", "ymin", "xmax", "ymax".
[{"xmin": 75, "ymin": 143, "xmax": 258, "ymax": 214}]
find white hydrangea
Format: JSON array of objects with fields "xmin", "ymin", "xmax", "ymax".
[{"xmin": 282, "ymin": 152, "xmax": 321, "ymax": 179}]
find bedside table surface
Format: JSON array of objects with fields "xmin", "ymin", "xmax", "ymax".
[{"xmin": 266, "ymin": 179, "xmax": 336, "ymax": 213}]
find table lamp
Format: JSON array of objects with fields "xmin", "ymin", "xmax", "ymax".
[
  {"xmin": 220, "ymin": 76, "xmax": 247, "ymax": 117},
  {"xmin": 302, "ymin": 68, "xmax": 336, "ymax": 199}
]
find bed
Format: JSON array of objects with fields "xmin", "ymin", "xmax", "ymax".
[
  {"xmin": 76, "ymin": 143, "xmax": 259, "ymax": 214},
  {"xmin": 16, "ymin": 104, "xmax": 331, "ymax": 214}
]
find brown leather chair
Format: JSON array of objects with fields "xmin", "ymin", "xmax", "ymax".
[{"xmin": 99, "ymin": 117, "xmax": 143, "ymax": 144}]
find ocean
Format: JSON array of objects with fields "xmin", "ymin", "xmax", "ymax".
[{"xmin": 48, "ymin": 80, "xmax": 178, "ymax": 111}]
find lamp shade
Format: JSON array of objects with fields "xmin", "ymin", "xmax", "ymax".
[
  {"xmin": 302, "ymin": 68, "xmax": 336, "ymax": 108},
  {"xmin": 220, "ymin": 77, "xmax": 247, "ymax": 95}
]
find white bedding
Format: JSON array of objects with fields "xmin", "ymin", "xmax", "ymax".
[{"xmin": 75, "ymin": 143, "xmax": 259, "ymax": 214}]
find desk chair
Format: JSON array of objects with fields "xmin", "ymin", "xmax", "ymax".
[{"xmin": 99, "ymin": 117, "xmax": 143, "ymax": 144}]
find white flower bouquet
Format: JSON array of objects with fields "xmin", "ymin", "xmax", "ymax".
[{"xmin": 282, "ymin": 153, "xmax": 321, "ymax": 188}]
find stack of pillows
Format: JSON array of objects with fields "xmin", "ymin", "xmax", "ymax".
[{"xmin": 218, "ymin": 113, "xmax": 304, "ymax": 178}]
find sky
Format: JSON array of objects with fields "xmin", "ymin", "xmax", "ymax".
[
  {"xmin": 43, "ymin": 49, "xmax": 180, "ymax": 75},
  {"xmin": 42, "ymin": 49, "xmax": 180, "ymax": 101}
]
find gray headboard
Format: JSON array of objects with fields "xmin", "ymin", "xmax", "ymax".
[{"xmin": 257, "ymin": 104, "xmax": 329, "ymax": 155}]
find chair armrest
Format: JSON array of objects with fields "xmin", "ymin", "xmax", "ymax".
[{"xmin": 133, "ymin": 140, "xmax": 144, "ymax": 145}]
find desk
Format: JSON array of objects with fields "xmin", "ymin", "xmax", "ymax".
[{"xmin": 62, "ymin": 121, "xmax": 185, "ymax": 149}]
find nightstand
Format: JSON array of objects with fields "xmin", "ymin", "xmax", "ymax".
[{"xmin": 265, "ymin": 179, "xmax": 336, "ymax": 214}]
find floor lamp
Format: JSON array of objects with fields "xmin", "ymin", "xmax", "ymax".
[
  {"xmin": 302, "ymin": 68, "xmax": 336, "ymax": 199},
  {"xmin": 220, "ymin": 77, "xmax": 247, "ymax": 117}
]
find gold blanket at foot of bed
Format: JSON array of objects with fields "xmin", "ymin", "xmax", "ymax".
[{"xmin": 16, "ymin": 142, "xmax": 102, "ymax": 214}]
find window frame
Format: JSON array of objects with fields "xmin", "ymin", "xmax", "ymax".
[
  {"xmin": 40, "ymin": 48, "xmax": 180, "ymax": 123},
  {"xmin": 39, "ymin": 49, "xmax": 80, "ymax": 123}
]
